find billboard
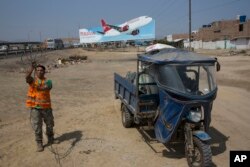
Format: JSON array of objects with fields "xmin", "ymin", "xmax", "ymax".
[{"xmin": 79, "ymin": 16, "xmax": 155, "ymax": 43}]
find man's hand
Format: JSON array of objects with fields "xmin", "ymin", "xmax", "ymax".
[
  {"xmin": 26, "ymin": 62, "xmax": 36, "ymax": 82},
  {"xmin": 26, "ymin": 76, "xmax": 34, "ymax": 84},
  {"xmin": 31, "ymin": 61, "xmax": 37, "ymax": 68}
]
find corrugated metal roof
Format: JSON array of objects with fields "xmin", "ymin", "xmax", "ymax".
[{"xmin": 138, "ymin": 48, "xmax": 216, "ymax": 64}]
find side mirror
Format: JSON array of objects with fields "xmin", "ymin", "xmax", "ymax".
[
  {"xmin": 215, "ymin": 58, "xmax": 221, "ymax": 72},
  {"xmin": 216, "ymin": 62, "xmax": 221, "ymax": 71}
]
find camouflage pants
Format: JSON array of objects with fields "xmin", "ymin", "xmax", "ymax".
[{"xmin": 30, "ymin": 108, "xmax": 54, "ymax": 143}]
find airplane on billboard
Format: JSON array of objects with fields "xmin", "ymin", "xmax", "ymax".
[{"xmin": 98, "ymin": 16, "xmax": 153, "ymax": 36}]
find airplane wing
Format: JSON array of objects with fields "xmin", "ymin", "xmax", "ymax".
[
  {"xmin": 96, "ymin": 31, "xmax": 105, "ymax": 35},
  {"xmin": 107, "ymin": 24, "xmax": 122, "ymax": 32}
]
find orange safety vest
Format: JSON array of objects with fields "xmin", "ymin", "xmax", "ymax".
[{"xmin": 26, "ymin": 78, "xmax": 51, "ymax": 109}]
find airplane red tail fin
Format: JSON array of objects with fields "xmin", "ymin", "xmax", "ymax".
[{"xmin": 101, "ymin": 19, "xmax": 111, "ymax": 33}]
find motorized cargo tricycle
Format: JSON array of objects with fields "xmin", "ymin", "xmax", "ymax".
[{"xmin": 114, "ymin": 48, "xmax": 220, "ymax": 167}]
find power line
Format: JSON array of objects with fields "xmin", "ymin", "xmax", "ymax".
[
  {"xmin": 159, "ymin": 0, "xmax": 243, "ymax": 34},
  {"xmin": 147, "ymin": 0, "xmax": 180, "ymax": 37},
  {"xmin": 145, "ymin": 0, "xmax": 166, "ymax": 16},
  {"xmin": 192, "ymin": 0, "xmax": 242, "ymax": 14},
  {"xmin": 153, "ymin": 0, "xmax": 180, "ymax": 20}
]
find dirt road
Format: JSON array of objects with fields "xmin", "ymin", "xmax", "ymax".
[{"xmin": 0, "ymin": 48, "xmax": 249, "ymax": 167}]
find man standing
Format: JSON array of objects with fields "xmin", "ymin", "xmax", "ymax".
[{"xmin": 26, "ymin": 63, "xmax": 59, "ymax": 152}]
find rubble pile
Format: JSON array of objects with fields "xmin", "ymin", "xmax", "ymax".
[
  {"xmin": 16, "ymin": 54, "xmax": 89, "ymax": 73},
  {"xmin": 14, "ymin": 55, "xmax": 89, "ymax": 73},
  {"xmin": 58, "ymin": 55, "xmax": 88, "ymax": 64},
  {"xmin": 45, "ymin": 55, "xmax": 89, "ymax": 71},
  {"xmin": 228, "ymin": 50, "xmax": 250, "ymax": 56}
]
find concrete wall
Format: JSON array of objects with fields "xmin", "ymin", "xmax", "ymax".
[
  {"xmin": 231, "ymin": 38, "xmax": 250, "ymax": 49},
  {"xmin": 184, "ymin": 39, "xmax": 250, "ymax": 50}
]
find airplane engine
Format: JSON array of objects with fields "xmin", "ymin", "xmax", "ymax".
[
  {"xmin": 131, "ymin": 29, "xmax": 139, "ymax": 35},
  {"xmin": 122, "ymin": 25, "xmax": 129, "ymax": 31}
]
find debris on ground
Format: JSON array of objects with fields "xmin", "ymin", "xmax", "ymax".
[
  {"xmin": 229, "ymin": 50, "xmax": 250, "ymax": 56},
  {"xmin": 16, "ymin": 54, "xmax": 90, "ymax": 73},
  {"xmin": 45, "ymin": 55, "xmax": 89, "ymax": 72},
  {"xmin": 58, "ymin": 55, "xmax": 88, "ymax": 65}
]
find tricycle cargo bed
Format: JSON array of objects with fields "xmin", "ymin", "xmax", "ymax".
[
  {"xmin": 114, "ymin": 73, "xmax": 137, "ymax": 112},
  {"xmin": 114, "ymin": 73, "xmax": 158, "ymax": 117}
]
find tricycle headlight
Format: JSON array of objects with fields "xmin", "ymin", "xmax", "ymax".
[{"xmin": 187, "ymin": 110, "xmax": 202, "ymax": 123}]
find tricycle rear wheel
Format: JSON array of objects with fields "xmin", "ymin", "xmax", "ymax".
[
  {"xmin": 185, "ymin": 137, "xmax": 212, "ymax": 167},
  {"xmin": 121, "ymin": 104, "xmax": 134, "ymax": 128}
]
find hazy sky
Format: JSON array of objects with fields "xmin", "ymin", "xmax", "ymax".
[{"xmin": 0, "ymin": 0, "xmax": 250, "ymax": 41}]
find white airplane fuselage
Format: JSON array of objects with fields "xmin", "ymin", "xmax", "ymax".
[{"xmin": 104, "ymin": 16, "xmax": 152, "ymax": 36}]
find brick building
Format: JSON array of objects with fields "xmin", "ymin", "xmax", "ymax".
[
  {"xmin": 168, "ymin": 16, "xmax": 250, "ymax": 49},
  {"xmin": 196, "ymin": 19, "xmax": 250, "ymax": 41},
  {"xmin": 169, "ymin": 16, "xmax": 250, "ymax": 42}
]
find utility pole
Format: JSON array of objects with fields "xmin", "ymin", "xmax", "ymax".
[
  {"xmin": 189, "ymin": 0, "xmax": 192, "ymax": 51},
  {"xmin": 39, "ymin": 31, "xmax": 42, "ymax": 42},
  {"xmin": 28, "ymin": 30, "xmax": 32, "ymax": 42},
  {"xmin": 78, "ymin": 24, "xmax": 81, "ymax": 38}
]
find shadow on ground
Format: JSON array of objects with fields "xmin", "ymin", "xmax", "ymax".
[
  {"xmin": 45, "ymin": 130, "xmax": 83, "ymax": 161},
  {"xmin": 136, "ymin": 126, "xmax": 228, "ymax": 167},
  {"xmin": 56, "ymin": 130, "xmax": 83, "ymax": 147},
  {"xmin": 209, "ymin": 126, "xmax": 229, "ymax": 156}
]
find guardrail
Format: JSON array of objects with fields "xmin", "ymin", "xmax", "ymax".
[{"xmin": 0, "ymin": 48, "xmax": 46, "ymax": 56}]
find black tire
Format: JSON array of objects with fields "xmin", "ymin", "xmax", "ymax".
[
  {"xmin": 185, "ymin": 137, "xmax": 212, "ymax": 167},
  {"xmin": 121, "ymin": 104, "xmax": 133, "ymax": 128}
]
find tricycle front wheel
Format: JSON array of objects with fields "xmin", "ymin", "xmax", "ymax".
[
  {"xmin": 121, "ymin": 104, "xmax": 134, "ymax": 128},
  {"xmin": 185, "ymin": 137, "xmax": 212, "ymax": 167}
]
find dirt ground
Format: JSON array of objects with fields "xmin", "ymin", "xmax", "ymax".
[{"xmin": 0, "ymin": 48, "xmax": 250, "ymax": 167}]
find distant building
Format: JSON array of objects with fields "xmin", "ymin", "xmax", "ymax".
[
  {"xmin": 166, "ymin": 33, "xmax": 189, "ymax": 42},
  {"xmin": 197, "ymin": 17, "xmax": 250, "ymax": 42},
  {"xmin": 167, "ymin": 15, "xmax": 250, "ymax": 49},
  {"xmin": 61, "ymin": 38, "xmax": 80, "ymax": 48}
]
